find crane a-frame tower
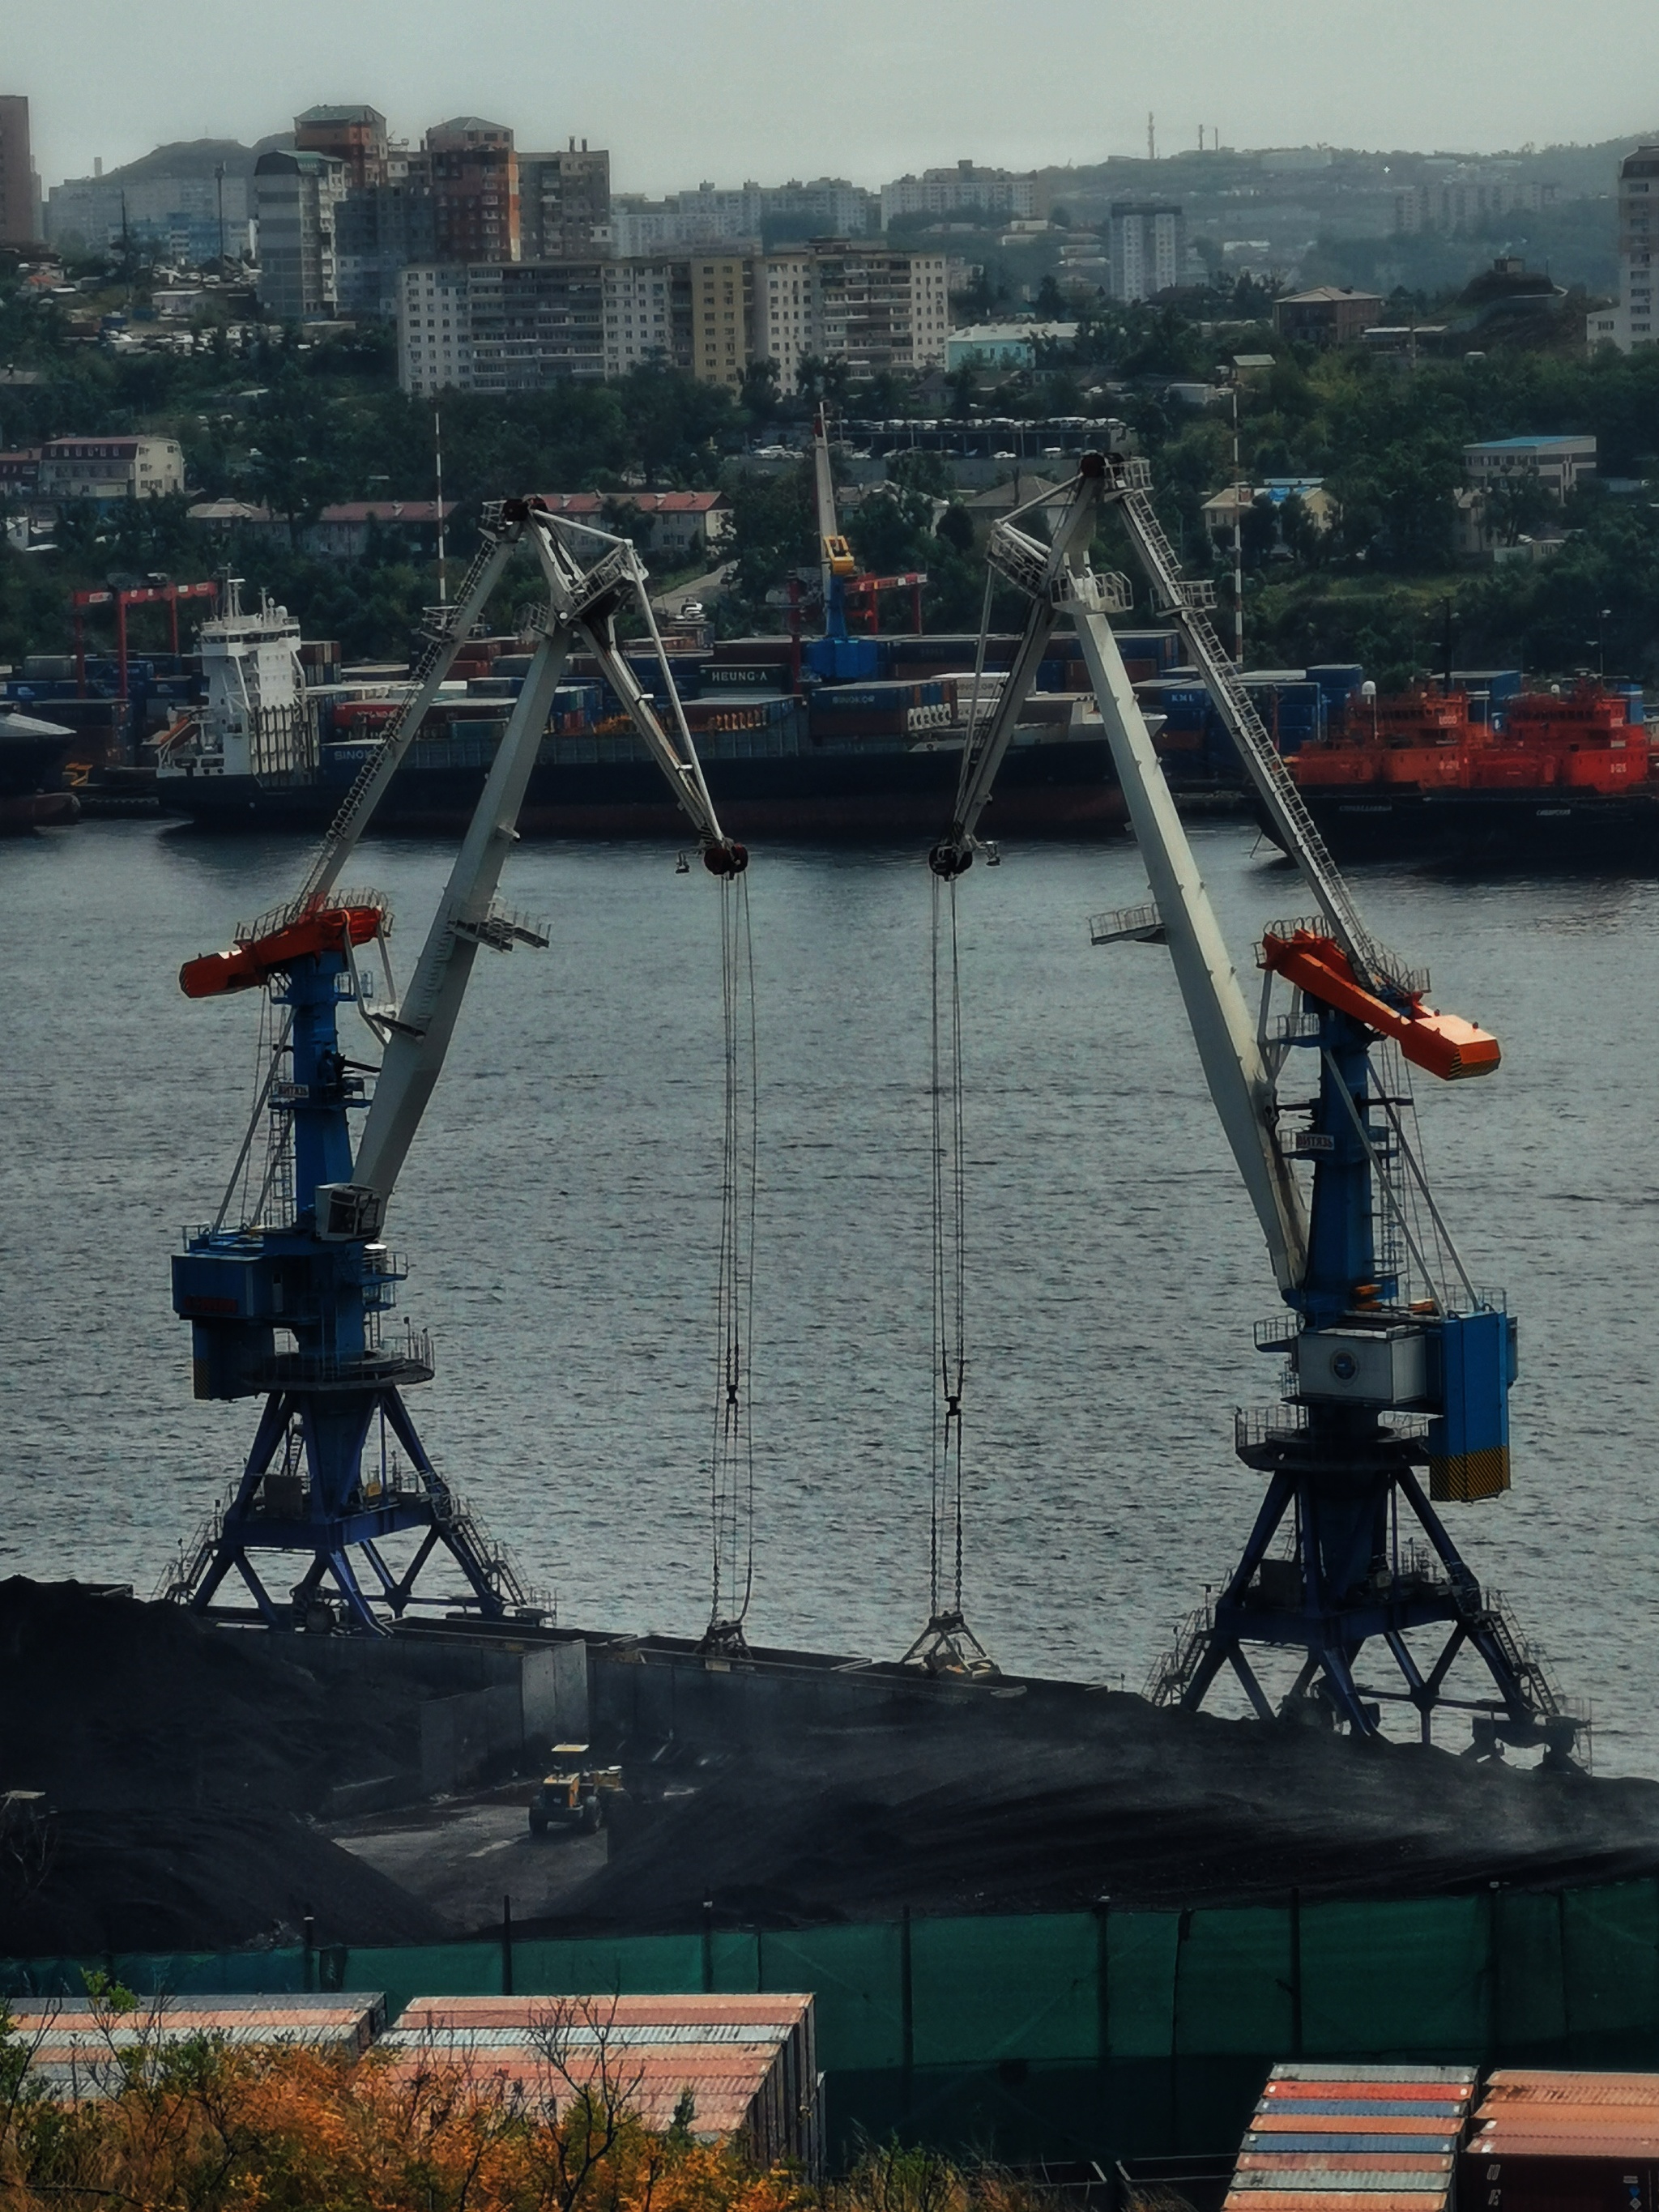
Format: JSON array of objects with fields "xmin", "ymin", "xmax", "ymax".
[
  {"xmin": 931, "ymin": 454, "xmax": 1576, "ymax": 1762},
  {"xmin": 164, "ymin": 501, "xmax": 745, "ymax": 1632}
]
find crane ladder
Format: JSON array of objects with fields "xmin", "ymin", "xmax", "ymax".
[
  {"xmin": 300, "ymin": 524, "xmax": 518, "ymax": 909},
  {"xmin": 1116, "ymin": 487, "xmax": 1395, "ymax": 994}
]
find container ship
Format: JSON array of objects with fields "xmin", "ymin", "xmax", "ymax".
[
  {"xmin": 151, "ymin": 590, "xmax": 1235, "ymax": 841},
  {"xmin": 1283, "ymin": 679, "xmax": 1654, "ymax": 860}
]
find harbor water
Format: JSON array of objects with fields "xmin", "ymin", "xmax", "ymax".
[{"xmin": 2, "ymin": 820, "xmax": 1656, "ymax": 1770}]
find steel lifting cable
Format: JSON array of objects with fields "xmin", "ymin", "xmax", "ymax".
[
  {"xmin": 706, "ymin": 869, "xmax": 758, "ymax": 1647},
  {"xmin": 929, "ymin": 870, "xmax": 969, "ymax": 1624}
]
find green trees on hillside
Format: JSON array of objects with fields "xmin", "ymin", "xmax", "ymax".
[{"xmin": 4, "ymin": 239, "xmax": 1659, "ymax": 679}]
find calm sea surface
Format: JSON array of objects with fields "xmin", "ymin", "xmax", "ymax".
[{"xmin": 2, "ymin": 819, "xmax": 1656, "ymax": 1770}]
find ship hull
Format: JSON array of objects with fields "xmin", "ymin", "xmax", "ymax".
[
  {"xmin": 0, "ymin": 788, "xmax": 79, "ymax": 833},
  {"xmin": 1272, "ymin": 786, "xmax": 1659, "ymax": 863},
  {"xmin": 158, "ymin": 739, "xmax": 1130, "ymax": 841}
]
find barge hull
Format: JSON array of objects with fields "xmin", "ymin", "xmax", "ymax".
[{"xmin": 159, "ymin": 742, "xmax": 1130, "ymax": 840}]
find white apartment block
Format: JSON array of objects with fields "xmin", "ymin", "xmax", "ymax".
[
  {"xmin": 759, "ymin": 251, "xmax": 813, "ymax": 390},
  {"xmin": 793, "ymin": 243, "xmax": 950, "ymax": 389},
  {"xmin": 880, "ymin": 162, "xmax": 1036, "ymax": 227},
  {"xmin": 37, "ymin": 436, "xmax": 185, "ymax": 502},
  {"xmin": 399, "ymin": 265, "xmax": 471, "ymax": 395},
  {"xmin": 603, "ymin": 255, "xmax": 688, "ymax": 374},
  {"xmin": 1588, "ymin": 144, "xmax": 1658, "ymax": 353},
  {"xmin": 608, "ymin": 176, "xmax": 874, "ymax": 257},
  {"xmin": 399, "ymin": 243, "xmax": 951, "ymax": 397},
  {"xmin": 1393, "ymin": 171, "xmax": 1559, "ymax": 237},
  {"xmin": 1109, "ymin": 202, "xmax": 1186, "ymax": 303}
]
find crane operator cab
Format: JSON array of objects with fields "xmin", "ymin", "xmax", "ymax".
[{"xmin": 528, "ymin": 1745, "xmax": 623, "ymax": 1837}]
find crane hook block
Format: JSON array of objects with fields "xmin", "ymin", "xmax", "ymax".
[
  {"xmin": 180, "ymin": 903, "xmax": 384, "ymax": 999},
  {"xmin": 1260, "ymin": 927, "xmax": 1500, "ymax": 1082},
  {"xmin": 702, "ymin": 840, "xmax": 749, "ymax": 877}
]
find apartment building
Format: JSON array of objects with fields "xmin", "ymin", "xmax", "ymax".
[
  {"xmin": 425, "ymin": 117, "xmax": 519, "ymax": 264},
  {"xmin": 335, "ymin": 175, "xmax": 437, "ymax": 318},
  {"xmin": 1588, "ymin": 144, "xmax": 1659, "ymax": 352},
  {"xmin": 757, "ymin": 249, "xmax": 814, "ymax": 390},
  {"xmin": 37, "ymin": 436, "xmax": 186, "ymax": 503},
  {"xmin": 518, "ymin": 143, "xmax": 611, "ymax": 258},
  {"xmin": 880, "ymin": 160, "xmax": 1036, "ymax": 226},
  {"xmin": 0, "ymin": 95, "xmax": 40, "ymax": 248},
  {"xmin": 603, "ymin": 254, "xmax": 693, "ymax": 373},
  {"xmin": 1109, "ymin": 202, "xmax": 1186, "ymax": 303},
  {"xmin": 609, "ymin": 175, "xmax": 872, "ymax": 255},
  {"xmin": 399, "ymin": 263, "xmax": 472, "ymax": 394},
  {"xmin": 294, "ymin": 105, "xmax": 390, "ymax": 192},
  {"xmin": 401, "ymin": 260, "xmax": 606, "ymax": 394},
  {"xmin": 467, "ymin": 259, "xmax": 604, "ymax": 389},
  {"xmin": 254, "ymin": 148, "xmax": 348, "ymax": 318},
  {"xmin": 47, "ymin": 146, "xmax": 254, "ymax": 263},
  {"xmin": 690, "ymin": 253, "xmax": 755, "ymax": 390},
  {"xmin": 399, "ymin": 241, "xmax": 949, "ymax": 397},
  {"xmin": 808, "ymin": 242, "xmax": 949, "ymax": 381},
  {"xmin": 1393, "ymin": 169, "xmax": 1559, "ymax": 237}
]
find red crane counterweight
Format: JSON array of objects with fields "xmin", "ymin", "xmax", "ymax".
[
  {"xmin": 1259, "ymin": 926, "xmax": 1501, "ymax": 1082},
  {"xmin": 179, "ymin": 904, "xmax": 384, "ymax": 999}
]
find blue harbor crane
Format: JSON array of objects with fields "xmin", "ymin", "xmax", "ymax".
[
  {"xmin": 163, "ymin": 501, "xmax": 746, "ymax": 1632},
  {"xmin": 928, "ymin": 454, "xmax": 1576, "ymax": 1760}
]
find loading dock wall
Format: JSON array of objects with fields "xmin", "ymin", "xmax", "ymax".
[
  {"xmin": 292, "ymin": 1632, "xmax": 591, "ymax": 1801},
  {"xmin": 586, "ymin": 1634, "xmax": 1026, "ymax": 1753}
]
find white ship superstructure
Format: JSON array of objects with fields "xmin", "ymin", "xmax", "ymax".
[{"xmin": 158, "ymin": 582, "xmax": 314, "ymax": 782}]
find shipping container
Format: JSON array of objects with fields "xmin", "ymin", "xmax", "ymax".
[
  {"xmin": 14, "ymin": 1993, "xmax": 387, "ymax": 2098},
  {"xmin": 382, "ymin": 1994, "xmax": 820, "ymax": 2176},
  {"xmin": 1226, "ymin": 2065, "xmax": 1478, "ymax": 2212},
  {"xmin": 1463, "ymin": 2067, "xmax": 1659, "ymax": 2212}
]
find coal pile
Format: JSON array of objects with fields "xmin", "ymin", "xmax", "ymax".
[
  {"xmin": 538, "ymin": 1680, "xmax": 1659, "ymax": 1934},
  {"xmin": 0, "ymin": 1579, "xmax": 444, "ymax": 1955}
]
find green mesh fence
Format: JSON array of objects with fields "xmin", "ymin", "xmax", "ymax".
[{"xmin": 12, "ymin": 1879, "xmax": 1659, "ymax": 2163}]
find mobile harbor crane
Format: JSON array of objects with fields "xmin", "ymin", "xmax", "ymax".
[
  {"xmin": 163, "ymin": 500, "xmax": 746, "ymax": 1634},
  {"xmin": 931, "ymin": 452, "xmax": 1576, "ymax": 1760}
]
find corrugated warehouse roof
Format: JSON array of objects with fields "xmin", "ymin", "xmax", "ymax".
[
  {"xmin": 382, "ymin": 1994, "xmax": 818, "ymax": 2176},
  {"xmin": 1226, "ymin": 2065, "xmax": 1478, "ymax": 2212}
]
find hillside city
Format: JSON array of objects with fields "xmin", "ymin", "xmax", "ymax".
[
  {"xmin": 0, "ymin": 93, "xmax": 1656, "ymax": 683},
  {"xmin": 16, "ymin": 25, "xmax": 1659, "ymax": 2205}
]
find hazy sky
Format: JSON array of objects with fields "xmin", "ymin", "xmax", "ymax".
[{"xmin": 5, "ymin": 0, "xmax": 1657, "ymax": 192}]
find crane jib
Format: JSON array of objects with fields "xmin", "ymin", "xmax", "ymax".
[{"xmin": 1259, "ymin": 927, "xmax": 1501, "ymax": 1083}]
